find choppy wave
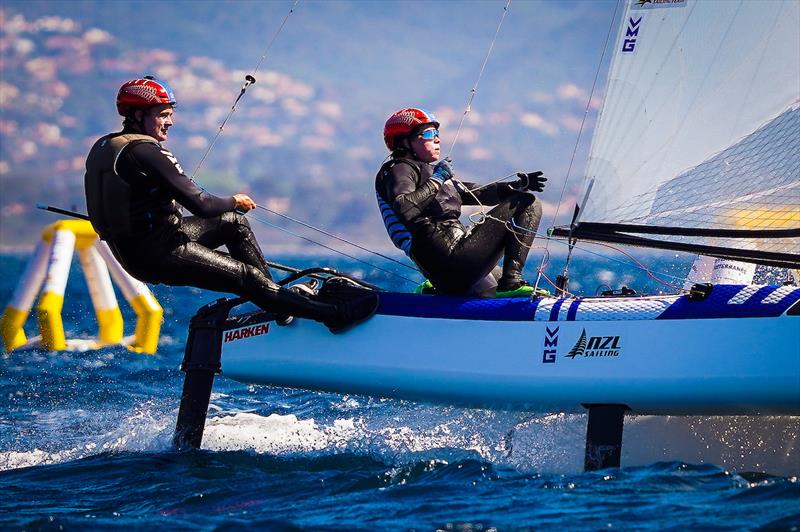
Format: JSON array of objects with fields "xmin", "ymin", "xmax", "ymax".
[{"xmin": 1, "ymin": 254, "xmax": 799, "ymax": 529}]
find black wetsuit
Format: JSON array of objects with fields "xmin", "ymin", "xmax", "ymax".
[
  {"xmin": 376, "ymin": 156, "xmax": 541, "ymax": 295},
  {"xmin": 84, "ymin": 130, "xmax": 347, "ymax": 324}
]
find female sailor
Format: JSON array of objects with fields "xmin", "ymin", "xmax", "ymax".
[
  {"xmin": 376, "ymin": 108, "xmax": 545, "ymax": 296},
  {"xmin": 84, "ymin": 76, "xmax": 377, "ymax": 332}
]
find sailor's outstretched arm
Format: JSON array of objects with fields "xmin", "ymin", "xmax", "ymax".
[
  {"xmin": 130, "ymin": 142, "xmax": 236, "ymax": 217},
  {"xmin": 460, "ymin": 181, "xmax": 508, "ymax": 206}
]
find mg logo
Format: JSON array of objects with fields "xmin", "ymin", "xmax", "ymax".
[
  {"xmin": 622, "ymin": 17, "xmax": 642, "ymax": 52},
  {"xmin": 542, "ymin": 326, "xmax": 559, "ymax": 364}
]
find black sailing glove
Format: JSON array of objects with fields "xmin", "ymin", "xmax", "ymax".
[{"xmin": 511, "ymin": 171, "xmax": 547, "ymax": 192}]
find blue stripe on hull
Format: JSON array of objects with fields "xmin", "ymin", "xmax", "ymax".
[
  {"xmin": 656, "ymin": 285, "xmax": 800, "ymax": 320},
  {"xmin": 376, "ymin": 285, "xmax": 800, "ymax": 322},
  {"xmin": 378, "ymin": 293, "xmax": 539, "ymax": 321},
  {"xmin": 566, "ymin": 300, "xmax": 581, "ymax": 321},
  {"xmin": 549, "ymin": 299, "xmax": 565, "ymax": 321}
]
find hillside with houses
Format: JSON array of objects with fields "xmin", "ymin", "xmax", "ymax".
[{"xmin": 0, "ymin": 2, "xmax": 611, "ymax": 251}]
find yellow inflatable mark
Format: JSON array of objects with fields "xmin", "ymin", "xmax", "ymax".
[
  {"xmin": 96, "ymin": 307, "xmax": 124, "ymax": 345},
  {"xmin": 42, "ymin": 219, "xmax": 99, "ymax": 249},
  {"xmin": 0, "ymin": 307, "xmax": 29, "ymax": 352},
  {"xmin": 128, "ymin": 294, "xmax": 163, "ymax": 355},
  {"xmin": 37, "ymin": 291, "xmax": 66, "ymax": 351},
  {"xmin": 2, "ymin": 219, "xmax": 162, "ymax": 354}
]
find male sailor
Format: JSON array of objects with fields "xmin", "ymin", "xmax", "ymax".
[{"xmin": 84, "ymin": 76, "xmax": 377, "ymax": 332}]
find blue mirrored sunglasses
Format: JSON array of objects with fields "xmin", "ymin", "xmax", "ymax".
[{"xmin": 418, "ymin": 129, "xmax": 440, "ymax": 140}]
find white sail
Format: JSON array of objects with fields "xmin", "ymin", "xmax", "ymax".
[{"xmin": 578, "ymin": 0, "xmax": 800, "ymax": 256}]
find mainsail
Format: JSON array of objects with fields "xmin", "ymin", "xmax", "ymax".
[{"xmin": 553, "ymin": 0, "xmax": 800, "ymax": 268}]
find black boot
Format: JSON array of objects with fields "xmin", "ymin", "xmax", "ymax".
[
  {"xmin": 243, "ymin": 266, "xmax": 378, "ymax": 333},
  {"xmin": 497, "ymin": 259, "xmax": 528, "ymax": 292},
  {"xmin": 323, "ymin": 292, "xmax": 380, "ymax": 334},
  {"xmin": 497, "ymin": 194, "xmax": 541, "ymax": 292},
  {"xmin": 242, "ymin": 266, "xmax": 337, "ymax": 321}
]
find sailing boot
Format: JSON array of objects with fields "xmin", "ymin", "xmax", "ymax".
[
  {"xmin": 497, "ymin": 259, "xmax": 533, "ymax": 296},
  {"xmin": 497, "ymin": 195, "xmax": 541, "ymax": 296},
  {"xmin": 243, "ymin": 266, "xmax": 378, "ymax": 333},
  {"xmin": 323, "ymin": 292, "xmax": 380, "ymax": 334},
  {"xmin": 313, "ymin": 277, "xmax": 381, "ymax": 333}
]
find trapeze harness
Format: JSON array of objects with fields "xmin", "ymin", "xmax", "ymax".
[
  {"xmin": 375, "ymin": 156, "xmax": 541, "ymax": 295},
  {"xmin": 85, "ymin": 132, "xmax": 181, "ymax": 241}
]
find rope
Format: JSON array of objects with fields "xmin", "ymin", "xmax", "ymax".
[
  {"xmin": 246, "ymin": 211, "xmax": 421, "ymax": 286},
  {"xmin": 446, "ymin": 0, "xmax": 512, "ymax": 159},
  {"xmin": 190, "ymin": 0, "xmax": 300, "ymax": 180},
  {"xmin": 255, "ymin": 204, "xmax": 418, "ymax": 272}
]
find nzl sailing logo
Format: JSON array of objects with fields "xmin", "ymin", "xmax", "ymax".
[
  {"xmin": 224, "ymin": 323, "xmax": 270, "ymax": 343},
  {"xmin": 633, "ymin": 0, "xmax": 687, "ymax": 8},
  {"xmin": 542, "ymin": 326, "xmax": 559, "ymax": 364},
  {"xmin": 621, "ymin": 17, "xmax": 642, "ymax": 52},
  {"xmin": 566, "ymin": 329, "xmax": 622, "ymax": 358}
]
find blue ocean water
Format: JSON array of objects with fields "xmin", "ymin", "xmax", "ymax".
[{"xmin": 1, "ymin": 252, "xmax": 798, "ymax": 530}]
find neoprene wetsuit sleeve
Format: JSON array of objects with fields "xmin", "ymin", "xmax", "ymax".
[
  {"xmin": 385, "ymin": 162, "xmax": 440, "ymax": 225},
  {"xmin": 459, "ymin": 181, "xmax": 513, "ymax": 206},
  {"xmin": 130, "ymin": 142, "xmax": 236, "ymax": 217}
]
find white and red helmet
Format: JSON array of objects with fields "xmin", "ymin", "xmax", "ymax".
[
  {"xmin": 116, "ymin": 76, "xmax": 177, "ymax": 116},
  {"xmin": 383, "ymin": 107, "xmax": 439, "ymax": 151}
]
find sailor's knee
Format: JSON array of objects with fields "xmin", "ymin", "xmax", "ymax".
[
  {"xmin": 220, "ymin": 211, "xmax": 256, "ymax": 241},
  {"xmin": 221, "ymin": 211, "xmax": 249, "ymax": 226}
]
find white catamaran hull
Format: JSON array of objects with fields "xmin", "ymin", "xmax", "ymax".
[{"xmin": 219, "ymin": 284, "xmax": 800, "ymax": 416}]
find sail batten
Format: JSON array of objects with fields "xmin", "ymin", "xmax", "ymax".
[
  {"xmin": 570, "ymin": 0, "xmax": 800, "ymax": 259},
  {"xmin": 550, "ymin": 224, "xmax": 800, "ymax": 269}
]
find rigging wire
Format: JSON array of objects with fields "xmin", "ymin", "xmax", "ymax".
[
  {"xmin": 246, "ymin": 211, "xmax": 422, "ymax": 286},
  {"xmin": 467, "ymin": 173, "xmax": 518, "ymax": 192},
  {"xmin": 558, "ymin": 238, "xmax": 683, "ymax": 291},
  {"xmin": 190, "ymin": 0, "xmax": 300, "ymax": 180},
  {"xmin": 255, "ymin": 204, "xmax": 419, "ymax": 273},
  {"xmin": 446, "ymin": 0, "xmax": 512, "ymax": 160},
  {"xmin": 441, "ymin": 0, "xmax": 518, "ymax": 226},
  {"xmin": 533, "ymin": 0, "xmax": 621, "ymax": 293},
  {"xmin": 178, "ymin": 0, "xmax": 426, "ymax": 283}
]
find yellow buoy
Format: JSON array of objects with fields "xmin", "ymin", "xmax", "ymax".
[{"xmin": 1, "ymin": 219, "xmax": 162, "ymax": 354}]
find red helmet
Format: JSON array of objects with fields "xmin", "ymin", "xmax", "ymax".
[
  {"xmin": 383, "ymin": 107, "xmax": 439, "ymax": 151},
  {"xmin": 116, "ymin": 76, "xmax": 177, "ymax": 116}
]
